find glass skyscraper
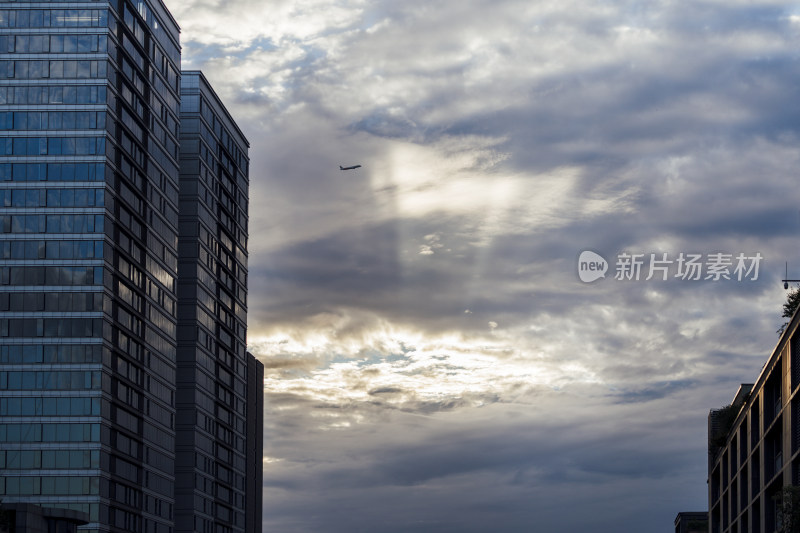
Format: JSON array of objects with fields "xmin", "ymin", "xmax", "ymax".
[
  {"xmin": 175, "ymin": 71, "xmax": 254, "ymax": 533},
  {"xmin": 0, "ymin": 2, "xmax": 262, "ymax": 532}
]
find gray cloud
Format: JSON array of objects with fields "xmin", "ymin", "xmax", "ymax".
[
  {"xmin": 260, "ymin": 388, "xmax": 714, "ymax": 531},
  {"xmin": 165, "ymin": 0, "xmax": 800, "ymax": 530}
]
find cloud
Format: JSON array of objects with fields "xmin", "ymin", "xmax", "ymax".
[
  {"xmin": 165, "ymin": 0, "xmax": 800, "ymax": 529},
  {"xmin": 259, "ymin": 383, "xmax": 713, "ymax": 532}
]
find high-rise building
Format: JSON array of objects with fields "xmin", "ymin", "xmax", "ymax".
[
  {"xmin": 245, "ymin": 352, "xmax": 263, "ymax": 533},
  {"xmin": 707, "ymin": 305, "xmax": 800, "ymax": 533},
  {"xmin": 0, "ymin": 2, "xmax": 262, "ymax": 532},
  {"xmin": 175, "ymin": 70, "xmax": 258, "ymax": 533}
]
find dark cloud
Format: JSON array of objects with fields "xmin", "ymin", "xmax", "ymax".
[
  {"xmin": 368, "ymin": 386, "xmax": 404, "ymax": 395},
  {"xmin": 260, "ymin": 391, "xmax": 712, "ymax": 532},
  {"xmin": 610, "ymin": 379, "xmax": 698, "ymax": 403}
]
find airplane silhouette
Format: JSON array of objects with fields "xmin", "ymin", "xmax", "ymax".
[{"xmin": 339, "ymin": 164, "xmax": 362, "ymax": 170}]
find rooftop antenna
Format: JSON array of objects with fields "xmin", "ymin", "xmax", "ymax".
[
  {"xmin": 782, "ymin": 261, "xmax": 800, "ymax": 290},
  {"xmin": 781, "ymin": 211, "xmax": 800, "ymax": 289}
]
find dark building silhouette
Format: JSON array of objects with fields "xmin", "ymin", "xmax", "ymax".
[
  {"xmin": 175, "ymin": 70, "xmax": 260, "ymax": 533},
  {"xmin": 708, "ymin": 305, "xmax": 800, "ymax": 533},
  {"xmin": 674, "ymin": 511, "xmax": 708, "ymax": 533},
  {"xmin": 246, "ymin": 352, "xmax": 264, "ymax": 533},
  {"xmin": 0, "ymin": 1, "xmax": 263, "ymax": 532}
]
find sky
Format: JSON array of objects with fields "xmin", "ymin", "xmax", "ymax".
[{"xmin": 166, "ymin": 0, "xmax": 800, "ymax": 531}]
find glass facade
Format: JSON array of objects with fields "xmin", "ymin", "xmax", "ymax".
[
  {"xmin": 0, "ymin": 0, "xmax": 114, "ymax": 529},
  {"xmin": 0, "ymin": 3, "xmax": 260, "ymax": 532},
  {"xmin": 175, "ymin": 71, "xmax": 255, "ymax": 533}
]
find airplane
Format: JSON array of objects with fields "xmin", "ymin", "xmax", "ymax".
[{"xmin": 339, "ymin": 164, "xmax": 362, "ymax": 170}]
